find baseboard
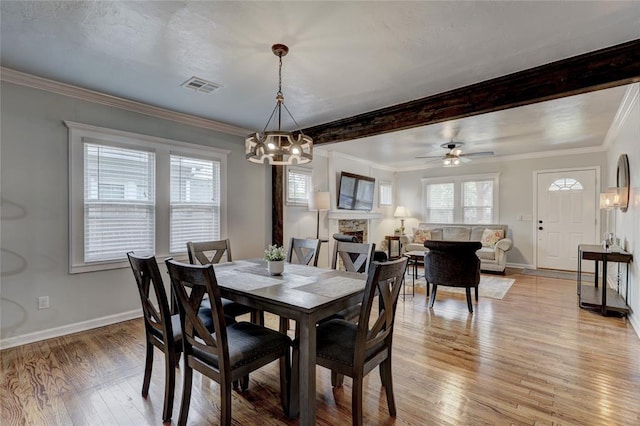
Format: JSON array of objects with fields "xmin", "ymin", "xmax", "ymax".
[
  {"xmin": 629, "ymin": 313, "xmax": 640, "ymax": 340},
  {"xmin": 506, "ymin": 262, "xmax": 534, "ymax": 270},
  {"xmin": 0, "ymin": 309, "xmax": 142, "ymax": 350}
]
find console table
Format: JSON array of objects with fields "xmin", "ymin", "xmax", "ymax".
[{"xmin": 577, "ymin": 244, "xmax": 632, "ymax": 316}]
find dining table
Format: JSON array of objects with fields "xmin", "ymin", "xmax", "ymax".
[{"xmin": 212, "ymin": 258, "xmax": 367, "ymax": 426}]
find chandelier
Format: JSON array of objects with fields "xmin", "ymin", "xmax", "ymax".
[{"xmin": 245, "ymin": 44, "xmax": 313, "ymax": 165}]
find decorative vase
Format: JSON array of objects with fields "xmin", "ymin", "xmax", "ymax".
[{"xmin": 267, "ymin": 260, "xmax": 285, "ymax": 276}]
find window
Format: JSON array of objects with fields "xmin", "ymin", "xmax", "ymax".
[
  {"xmin": 425, "ymin": 182, "xmax": 454, "ymax": 223},
  {"xmin": 422, "ymin": 173, "xmax": 500, "ymax": 224},
  {"xmin": 68, "ymin": 121, "xmax": 229, "ymax": 273},
  {"xmin": 379, "ymin": 181, "xmax": 393, "ymax": 206},
  {"xmin": 286, "ymin": 167, "xmax": 312, "ymax": 205},
  {"xmin": 84, "ymin": 144, "xmax": 156, "ymax": 262},
  {"xmin": 170, "ymin": 155, "xmax": 220, "ymax": 253},
  {"xmin": 463, "ymin": 180, "xmax": 494, "ymax": 223},
  {"xmin": 548, "ymin": 178, "xmax": 583, "ymax": 191}
]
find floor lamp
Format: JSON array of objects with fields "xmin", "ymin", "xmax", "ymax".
[{"xmin": 309, "ymin": 191, "xmax": 330, "ymax": 239}]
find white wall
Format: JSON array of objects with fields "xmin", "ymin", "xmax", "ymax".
[
  {"xmin": 396, "ymin": 152, "xmax": 607, "ymax": 268},
  {"xmin": 604, "ymin": 84, "xmax": 639, "ymax": 335},
  {"xmin": 0, "ymin": 82, "xmax": 270, "ymax": 346},
  {"xmin": 283, "ymin": 153, "xmax": 331, "ymax": 267},
  {"xmin": 282, "ymin": 150, "xmax": 398, "ymax": 267}
]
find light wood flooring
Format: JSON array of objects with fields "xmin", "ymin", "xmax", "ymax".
[{"xmin": 2, "ymin": 270, "xmax": 640, "ymax": 425}]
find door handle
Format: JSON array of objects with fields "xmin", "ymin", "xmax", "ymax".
[{"xmin": 538, "ymin": 226, "xmax": 543, "ymax": 230}]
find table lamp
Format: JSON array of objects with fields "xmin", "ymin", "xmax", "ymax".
[
  {"xmin": 393, "ymin": 206, "xmax": 408, "ymax": 235},
  {"xmin": 309, "ymin": 191, "xmax": 330, "ymax": 239}
]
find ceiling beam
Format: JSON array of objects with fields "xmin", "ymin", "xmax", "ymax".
[{"xmin": 303, "ymin": 39, "xmax": 640, "ymax": 145}]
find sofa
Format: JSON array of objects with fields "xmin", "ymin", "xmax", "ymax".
[{"xmin": 401, "ymin": 223, "xmax": 512, "ymax": 274}]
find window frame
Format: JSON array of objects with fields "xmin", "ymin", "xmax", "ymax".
[
  {"xmin": 285, "ymin": 167, "xmax": 313, "ymax": 206},
  {"xmin": 421, "ymin": 173, "xmax": 500, "ymax": 224},
  {"xmin": 67, "ymin": 121, "xmax": 229, "ymax": 273}
]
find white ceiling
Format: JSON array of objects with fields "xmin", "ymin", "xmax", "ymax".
[{"xmin": 1, "ymin": 1, "xmax": 639, "ymax": 168}]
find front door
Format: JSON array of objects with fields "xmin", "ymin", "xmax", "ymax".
[{"xmin": 536, "ymin": 169, "xmax": 598, "ymax": 271}]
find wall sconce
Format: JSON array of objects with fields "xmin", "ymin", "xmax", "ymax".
[{"xmin": 599, "ymin": 187, "xmax": 624, "ymax": 251}]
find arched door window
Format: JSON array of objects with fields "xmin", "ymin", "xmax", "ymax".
[{"xmin": 548, "ymin": 178, "xmax": 583, "ymax": 191}]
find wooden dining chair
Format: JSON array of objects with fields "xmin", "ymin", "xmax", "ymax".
[
  {"xmin": 127, "ymin": 252, "xmax": 213, "ymax": 423},
  {"xmin": 280, "ymin": 237, "xmax": 322, "ymax": 332},
  {"xmin": 328, "ymin": 239, "xmax": 376, "ymax": 322},
  {"xmin": 286, "ymin": 237, "xmax": 321, "ymax": 266},
  {"xmin": 165, "ymin": 259, "xmax": 292, "ymax": 426},
  {"xmin": 331, "ymin": 240, "xmax": 375, "ymax": 274},
  {"xmin": 315, "ymin": 257, "xmax": 408, "ymax": 426},
  {"xmin": 187, "ymin": 239, "xmax": 262, "ymax": 324}
]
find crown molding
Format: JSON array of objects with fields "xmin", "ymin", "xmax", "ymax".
[
  {"xmin": 0, "ymin": 67, "xmax": 250, "ymax": 137},
  {"xmin": 602, "ymin": 83, "xmax": 639, "ymax": 149}
]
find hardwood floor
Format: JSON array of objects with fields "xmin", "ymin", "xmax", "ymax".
[{"xmin": 2, "ymin": 270, "xmax": 640, "ymax": 425}]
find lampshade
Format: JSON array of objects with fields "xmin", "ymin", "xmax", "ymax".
[
  {"xmin": 599, "ymin": 187, "xmax": 626, "ymax": 210},
  {"xmin": 245, "ymin": 44, "xmax": 313, "ymax": 165},
  {"xmin": 309, "ymin": 191, "xmax": 330, "ymax": 211},
  {"xmin": 393, "ymin": 206, "xmax": 408, "ymax": 218}
]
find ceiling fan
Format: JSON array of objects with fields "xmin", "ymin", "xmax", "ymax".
[{"xmin": 416, "ymin": 141, "xmax": 494, "ymax": 167}]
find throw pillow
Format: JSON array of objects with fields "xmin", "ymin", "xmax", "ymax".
[
  {"xmin": 413, "ymin": 228, "xmax": 431, "ymax": 244},
  {"xmin": 481, "ymin": 228, "xmax": 504, "ymax": 248}
]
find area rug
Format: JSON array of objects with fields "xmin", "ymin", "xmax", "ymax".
[{"xmin": 415, "ymin": 275, "xmax": 515, "ymax": 300}]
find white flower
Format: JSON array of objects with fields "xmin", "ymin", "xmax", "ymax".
[{"xmin": 264, "ymin": 244, "xmax": 286, "ymax": 261}]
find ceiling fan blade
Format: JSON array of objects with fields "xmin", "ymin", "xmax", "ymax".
[
  {"xmin": 460, "ymin": 151, "xmax": 494, "ymax": 158},
  {"xmin": 459, "ymin": 156, "xmax": 472, "ymax": 163},
  {"xmin": 415, "ymin": 155, "xmax": 444, "ymax": 159}
]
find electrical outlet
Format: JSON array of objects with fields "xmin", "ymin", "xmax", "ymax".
[{"xmin": 38, "ymin": 296, "xmax": 50, "ymax": 310}]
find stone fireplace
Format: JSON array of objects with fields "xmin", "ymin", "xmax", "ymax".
[{"xmin": 338, "ymin": 219, "xmax": 368, "ymax": 243}]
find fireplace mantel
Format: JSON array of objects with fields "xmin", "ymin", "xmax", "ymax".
[{"xmin": 328, "ymin": 210, "xmax": 383, "ymax": 220}]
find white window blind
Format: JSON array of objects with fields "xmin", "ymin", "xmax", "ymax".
[
  {"xmin": 84, "ymin": 143, "xmax": 155, "ymax": 262},
  {"xmin": 422, "ymin": 173, "xmax": 500, "ymax": 224},
  {"xmin": 425, "ymin": 183, "xmax": 454, "ymax": 223},
  {"xmin": 170, "ymin": 155, "xmax": 220, "ymax": 253},
  {"xmin": 287, "ymin": 168, "xmax": 312, "ymax": 205},
  {"xmin": 463, "ymin": 180, "xmax": 493, "ymax": 224},
  {"xmin": 69, "ymin": 121, "xmax": 229, "ymax": 273},
  {"xmin": 379, "ymin": 181, "xmax": 392, "ymax": 206}
]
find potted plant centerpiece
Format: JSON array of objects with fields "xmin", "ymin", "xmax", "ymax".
[{"xmin": 264, "ymin": 244, "xmax": 286, "ymax": 276}]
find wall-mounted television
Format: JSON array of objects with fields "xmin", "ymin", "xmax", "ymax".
[{"xmin": 337, "ymin": 171, "xmax": 375, "ymax": 211}]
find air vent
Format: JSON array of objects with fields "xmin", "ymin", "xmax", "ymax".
[{"xmin": 181, "ymin": 76, "xmax": 221, "ymax": 93}]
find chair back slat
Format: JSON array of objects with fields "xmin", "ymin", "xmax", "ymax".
[
  {"xmin": 332, "ymin": 241, "xmax": 375, "ymax": 273},
  {"xmin": 187, "ymin": 239, "xmax": 233, "ymax": 265},
  {"xmin": 287, "ymin": 237, "xmax": 321, "ymax": 266},
  {"xmin": 355, "ymin": 258, "xmax": 408, "ymax": 359},
  {"xmin": 165, "ymin": 259, "xmax": 230, "ymax": 371},
  {"xmin": 128, "ymin": 252, "xmax": 173, "ymax": 342}
]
